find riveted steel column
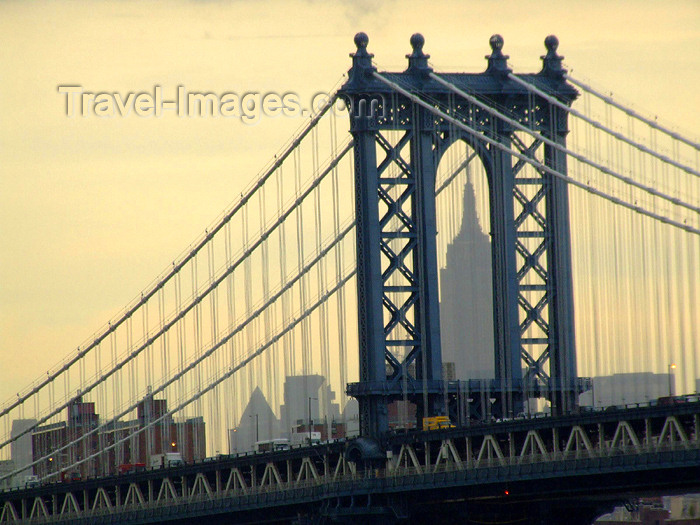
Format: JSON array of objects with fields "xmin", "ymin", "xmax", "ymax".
[
  {"xmin": 407, "ymin": 35, "xmax": 444, "ymax": 420},
  {"xmin": 544, "ymin": 128, "xmax": 577, "ymax": 415},
  {"xmin": 411, "ymin": 103, "xmax": 444, "ymax": 420},
  {"xmin": 353, "ymin": 126, "xmax": 389, "ymax": 437},
  {"xmin": 489, "ymin": 127, "xmax": 523, "ymax": 417},
  {"xmin": 542, "ymin": 37, "xmax": 578, "ymax": 415},
  {"xmin": 344, "ymin": 33, "xmax": 389, "ymax": 438},
  {"xmin": 484, "ymin": 38, "xmax": 524, "ymax": 418}
]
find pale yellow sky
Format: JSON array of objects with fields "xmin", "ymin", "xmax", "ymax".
[{"xmin": 1, "ymin": 0, "xmax": 699, "ymax": 404}]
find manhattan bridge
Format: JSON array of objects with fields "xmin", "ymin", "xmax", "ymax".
[{"xmin": 0, "ymin": 33, "xmax": 699, "ymax": 524}]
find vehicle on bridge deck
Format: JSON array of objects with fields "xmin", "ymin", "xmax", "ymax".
[
  {"xmin": 118, "ymin": 462, "xmax": 147, "ymax": 474},
  {"xmin": 60, "ymin": 471, "xmax": 81, "ymax": 483},
  {"xmin": 290, "ymin": 429, "xmax": 321, "ymax": 446},
  {"xmin": 422, "ymin": 416, "xmax": 455, "ymax": 431},
  {"xmin": 255, "ymin": 439, "xmax": 291, "ymax": 453},
  {"xmin": 23, "ymin": 475, "xmax": 40, "ymax": 488},
  {"xmin": 149, "ymin": 452, "xmax": 184, "ymax": 469},
  {"xmin": 657, "ymin": 395, "xmax": 689, "ymax": 406}
]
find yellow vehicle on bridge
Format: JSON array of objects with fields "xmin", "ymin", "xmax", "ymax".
[{"xmin": 422, "ymin": 416, "xmax": 455, "ymax": 431}]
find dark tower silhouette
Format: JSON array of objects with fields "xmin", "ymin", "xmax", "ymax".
[{"xmin": 341, "ymin": 32, "xmax": 579, "ymax": 437}]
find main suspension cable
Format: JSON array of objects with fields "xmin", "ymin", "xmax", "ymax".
[
  {"xmin": 508, "ymin": 74, "xmax": 700, "ymax": 177},
  {"xmin": 1, "ymin": 217, "xmax": 356, "ymax": 483},
  {"xmin": 430, "ymin": 72, "xmax": 700, "ymax": 215},
  {"xmin": 564, "ymin": 74, "xmax": 700, "ymax": 151},
  {"xmin": 0, "ymin": 138, "xmax": 354, "ymax": 452},
  {"xmin": 373, "ymin": 72, "xmax": 700, "ymax": 236},
  {"xmin": 0, "ymin": 93, "xmax": 340, "ymax": 421}
]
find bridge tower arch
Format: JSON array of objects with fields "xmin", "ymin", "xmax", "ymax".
[{"xmin": 340, "ymin": 33, "xmax": 580, "ymax": 440}]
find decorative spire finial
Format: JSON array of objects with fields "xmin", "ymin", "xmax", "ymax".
[
  {"xmin": 490, "ymin": 34, "xmax": 504, "ymax": 54},
  {"xmin": 406, "ymin": 33, "xmax": 432, "ymax": 77},
  {"xmin": 347, "ymin": 32, "xmax": 376, "ymax": 88},
  {"xmin": 485, "ymin": 34, "xmax": 511, "ymax": 76},
  {"xmin": 410, "ymin": 33, "xmax": 425, "ymax": 54},
  {"xmin": 541, "ymin": 34, "xmax": 566, "ymax": 77},
  {"xmin": 354, "ymin": 32, "xmax": 370, "ymax": 56}
]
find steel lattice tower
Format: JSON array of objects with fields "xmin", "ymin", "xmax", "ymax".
[{"xmin": 341, "ymin": 33, "xmax": 580, "ymax": 440}]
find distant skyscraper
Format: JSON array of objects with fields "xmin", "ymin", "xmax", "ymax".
[
  {"xmin": 279, "ymin": 375, "xmax": 340, "ymax": 436},
  {"xmin": 10, "ymin": 419, "xmax": 36, "ymax": 486},
  {"xmin": 231, "ymin": 387, "xmax": 280, "ymax": 453},
  {"xmin": 29, "ymin": 394, "xmax": 204, "ymax": 479},
  {"xmin": 439, "ymin": 177, "xmax": 495, "ymax": 380},
  {"xmin": 230, "ymin": 376, "xmax": 344, "ymax": 453}
]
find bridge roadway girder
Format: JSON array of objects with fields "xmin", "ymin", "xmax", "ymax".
[
  {"xmin": 346, "ymin": 377, "xmax": 592, "ymax": 423},
  {"xmin": 2, "ymin": 402, "xmax": 700, "ymax": 524}
]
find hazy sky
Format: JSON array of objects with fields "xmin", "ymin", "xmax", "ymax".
[{"xmin": 1, "ymin": 0, "xmax": 699, "ymax": 404}]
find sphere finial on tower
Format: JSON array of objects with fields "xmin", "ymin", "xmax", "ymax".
[
  {"xmin": 485, "ymin": 34, "xmax": 510, "ymax": 76},
  {"xmin": 350, "ymin": 31, "xmax": 373, "ymax": 60},
  {"xmin": 405, "ymin": 32, "xmax": 431, "ymax": 77},
  {"xmin": 544, "ymin": 35, "xmax": 559, "ymax": 54},
  {"xmin": 490, "ymin": 34, "xmax": 504, "ymax": 53},
  {"xmin": 354, "ymin": 32, "xmax": 369, "ymax": 51},
  {"xmin": 410, "ymin": 33, "xmax": 425, "ymax": 53},
  {"xmin": 541, "ymin": 34, "xmax": 565, "ymax": 77},
  {"xmin": 347, "ymin": 31, "xmax": 375, "ymax": 87}
]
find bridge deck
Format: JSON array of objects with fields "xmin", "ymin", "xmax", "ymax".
[{"xmin": 2, "ymin": 402, "xmax": 699, "ymax": 524}]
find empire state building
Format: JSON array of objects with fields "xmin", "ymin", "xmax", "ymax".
[{"xmin": 439, "ymin": 177, "xmax": 495, "ymax": 380}]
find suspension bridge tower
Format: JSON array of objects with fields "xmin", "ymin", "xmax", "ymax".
[{"xmin": 341, "ymin": 33, "xmax": 580, "ymax": 440}]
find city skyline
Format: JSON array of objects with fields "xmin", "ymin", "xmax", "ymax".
[{"xmin": 5, "ymin": 367, "xmax": 691, "ymax": 486}]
